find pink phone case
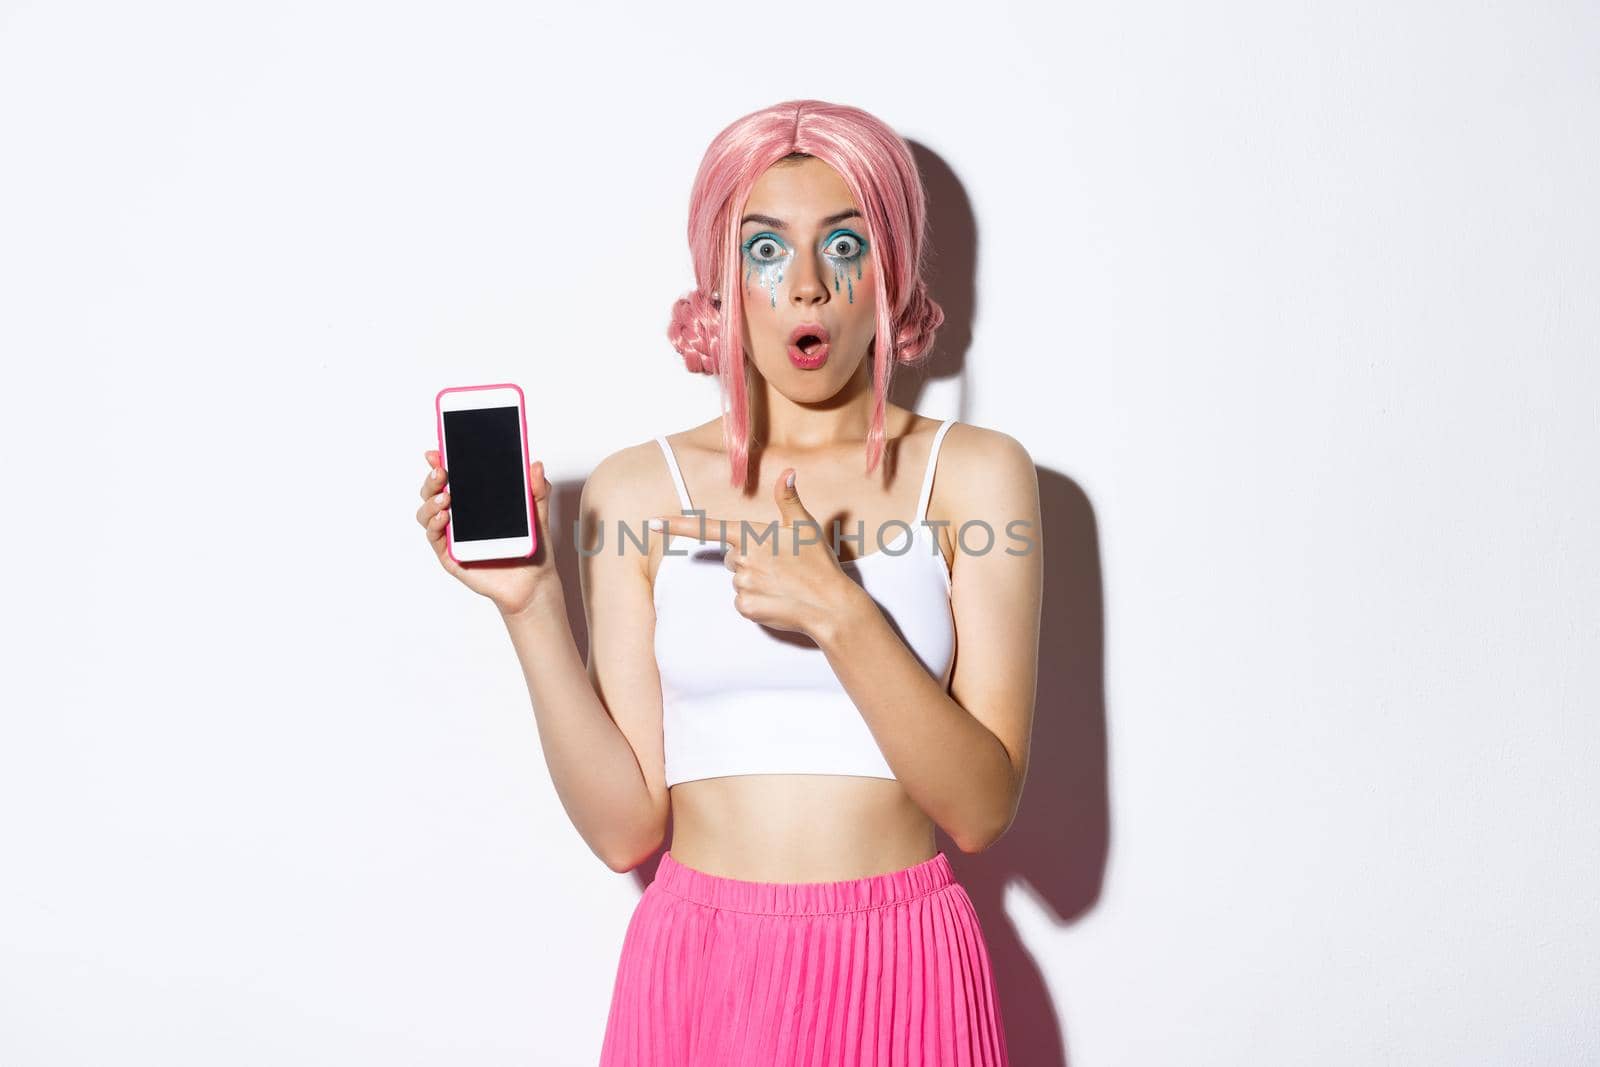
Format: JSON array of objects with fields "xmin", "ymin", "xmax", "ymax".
[{"xmin": 434, "ymin": 382, "xmax": 536, "ymax": 565}]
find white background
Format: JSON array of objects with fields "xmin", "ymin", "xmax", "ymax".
[{"xmin": 2, "ymin": 1, "xmax": 1596, "ymax": 1064}]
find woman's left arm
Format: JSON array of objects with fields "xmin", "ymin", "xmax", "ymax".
[{"xmin": 816, "ymin": 427, "xmax": 1043, "ymax": 853}]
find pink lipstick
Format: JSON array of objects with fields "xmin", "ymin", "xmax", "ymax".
[{"xmin": 787, "ymin": 323, "xmax": 830, "ymax": 369}]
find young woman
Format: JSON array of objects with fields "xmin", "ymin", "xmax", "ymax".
[{"xmin": 417, "ymin": 99, "xmax": 1041, "ymax": 1065}]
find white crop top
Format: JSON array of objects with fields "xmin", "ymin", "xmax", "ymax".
[{"xmin": 651, "ymin": 418, "xmax": 958, "ymax": 787}]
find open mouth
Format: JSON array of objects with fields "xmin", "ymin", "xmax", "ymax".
[{"xmin": 788, "ymin": 323, "xmax": 831, "ymax": 363}]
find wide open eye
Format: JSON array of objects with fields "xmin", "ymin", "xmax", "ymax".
[
  {"xmin": 824, "ymin": 231, "xmax": 868, "ymax": 260},
  {"xmin": 742, "ymin": 234, "xmax": 790, "ymax": 265}
]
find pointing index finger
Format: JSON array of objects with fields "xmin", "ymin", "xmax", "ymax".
[{"xmin": 651, "ymin": 513, "xmax": 741, "ymax": 546}]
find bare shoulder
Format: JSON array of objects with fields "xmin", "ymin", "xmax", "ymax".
[
  {"xmin": 940, "ymin": 420, "xmax": 1038, "ymax": 494},
  {"xmin": 931, "ymin": 420, "xmax": 1040, "ymax": 552},
  {"xmin": 583, "ymin": 439, "xmax": 667, "ymax": 509},
  {"xmin": 588, "ymin": 417, "xmax": 723, "ymax": 507},
  {"xmin": 928, "ymin": 422, "xmax": 1036, "ymax": 598},
  {"xmin": 579, "ymin": 436, "xmax": 692, "ymax": 565}
]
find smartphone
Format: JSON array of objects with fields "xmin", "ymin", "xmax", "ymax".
[{"xmin": 434, "ymin": 383, "xmax": 536, "ymax": 563}]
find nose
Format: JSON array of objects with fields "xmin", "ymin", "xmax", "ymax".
[{"xmin": 787, "ymin": 248, "xmax": 830, "ymax": 308}]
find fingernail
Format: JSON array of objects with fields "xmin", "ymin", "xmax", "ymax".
[
  {"xmin": 786, "ymin": 471, "xmax": 796, "ymax": 488},
  {"xmin": 647, "ymin": 518, "xmax": 664, "ymax": 530}
]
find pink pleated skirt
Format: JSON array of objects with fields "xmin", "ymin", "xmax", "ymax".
[{"xmin": 598, "ymin": 849, "xmax": 1010, "ymax": 1066}]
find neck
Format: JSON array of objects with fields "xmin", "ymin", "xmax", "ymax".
[{"xmin": 747, "ymin": 352, "xmax": 889, "ymax": 451}]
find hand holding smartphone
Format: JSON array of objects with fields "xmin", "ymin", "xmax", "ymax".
[
  {"xmin": 434, "ymin": 384, "xmax": 536, "ymax": 562},
  {"xmin": 419, "ymin": 383, "xmax": 557, "ymax": 616}
]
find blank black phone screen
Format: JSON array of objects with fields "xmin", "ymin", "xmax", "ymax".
[{"xmin": 441, "ymin": 405, "xmax": 528, "ymax": 540}]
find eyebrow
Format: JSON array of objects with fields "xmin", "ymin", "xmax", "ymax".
[{"xmin": 740, "ymin": 209, "xmax": 864, "ymax": 230}]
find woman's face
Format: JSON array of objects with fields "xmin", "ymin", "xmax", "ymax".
[{"xmin": 737, "ymin": 156, "xmax": 878, "ymax": 396}]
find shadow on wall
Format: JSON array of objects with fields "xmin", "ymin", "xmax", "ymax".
[{"xmin": 540, "ymin": 141, "xmax": 1110, "ymax": 1067}]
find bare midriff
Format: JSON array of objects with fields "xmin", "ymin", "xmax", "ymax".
[{"xmin": 666, "ymin": 775, "xmax": 938, "ymax": 882}]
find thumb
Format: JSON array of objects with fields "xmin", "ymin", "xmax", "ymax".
[
  {"xmin": 529, "ymin": 460, "xmax": 552, "ymax": 518},
  {"xmin": 776, "ymin": 468, "xmax": 814, "ymax": 525}
]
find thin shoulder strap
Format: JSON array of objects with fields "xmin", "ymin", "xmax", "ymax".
[
  {"xmin": 654, "ymin": 436, "xmax": 694, "ymax": 511},
  {"xmin": 914, "ymin": 419, "xmax": 958, "ymax": 527}
]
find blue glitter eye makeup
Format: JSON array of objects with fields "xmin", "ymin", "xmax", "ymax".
[
  {"xmin": 739, "ymin": 227, "xmax": 872, "ymax": 306},
  {"xmin": 823, "ymin": 230, "xmax": 868, "ymax": 261},
  {"xmin": 743, "ymin": 233, "xmax": 790, "ymax": 265},
  {"xmin": 742, "ymin": 232, "xmax": 793, "ymax": 307},
  {"xmin": 823, "ymin": 229, "xmax": 869, "ymax": 302}
]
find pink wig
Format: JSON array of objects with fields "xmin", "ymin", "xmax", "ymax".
[{"xmin": 665, "ymin": 99, "xmax": 945, "ymax": 488}]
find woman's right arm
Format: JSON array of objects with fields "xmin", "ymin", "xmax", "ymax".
[{"xmin": 418, "ymin": 447, "xmax": 669, "ymax": 873}]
